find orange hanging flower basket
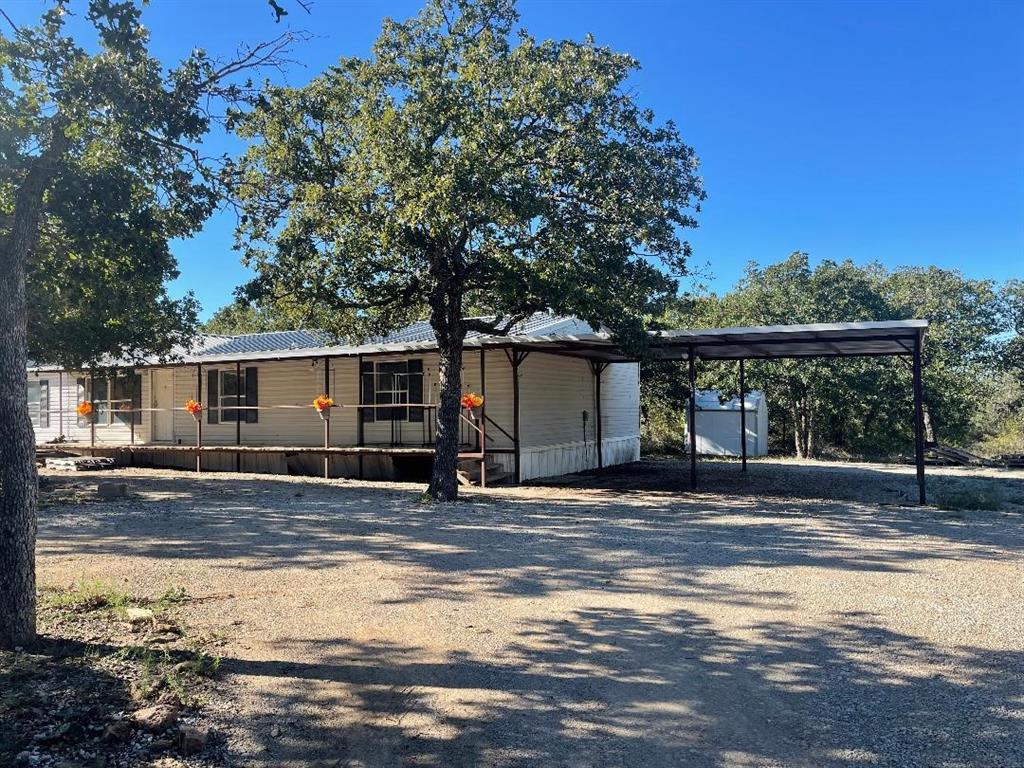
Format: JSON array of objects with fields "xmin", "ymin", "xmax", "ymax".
[
  {"xmin": 76, "ymin": 401, "xmax": 93, "ymax": 417},
  {"xmin": 184, "ymin": 399, "xmax": 203, "ymax": 418},
  {"xmin": 313, "ymin": 394, "xmax": 334, "ymax": 420},
  {"xmin": 461, "ymin": 392, "xmax": 484, "ymax": 410}
]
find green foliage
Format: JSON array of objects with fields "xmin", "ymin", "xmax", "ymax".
[
  {"xmin": 931, "ymin": 480, "xmax": 1006, "ymax": 512},
  {"xmin": 230, "ymin": 0, "xmax": 704, "ymax": 347},
  {"xmin": 643, "ymin": 253, "xmax": 1015, "ymax": 459},
  {"xmin": 1, "ymin": 0, "xmax": 298, "ymax": 368},
  {"xmin": 201, "ymin": 299, "xmax": 297, "ymax": 335}
]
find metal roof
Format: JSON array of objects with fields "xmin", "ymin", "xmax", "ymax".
[
  {"xmin": 27, "ymin": 318, "xmax": 927, "ymax": 371},
  {"xmin": 200, "ymin": 330, "xmax": 337, "ymax": 356},
  {"xmin": 651, "ymin": 319, "xmax": 928, "ymax": 360},
  {"xmin": 374, "ymin": 313, "xmax": 574, "ymax": 345}
]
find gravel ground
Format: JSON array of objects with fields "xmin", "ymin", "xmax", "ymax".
[{"xmin": 35, "ymin": 458, "xmax": 1024, "ymax": 768}]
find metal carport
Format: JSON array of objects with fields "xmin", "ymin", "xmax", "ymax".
[{"xmin": 496, "ymin": 319, "xmax": 929, "ymax": 504}]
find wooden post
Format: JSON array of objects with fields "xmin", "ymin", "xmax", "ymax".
[
  {"xmin": 58, "ymin": 370, "xmax": 64, "ymax": 440},
  {"xmin": 235, "ymin": 360, "xmax": 242, "ymax": 473},
  {"xmin": 739, "ymin": 359, "xmax": 747, "ymax": 472},
  {"xmin": 590, "ymin": 361, "xmax": 605, "ymax": 469},
  {"xmin": 323, "ymin": 356, "xmax": 330, "ymax": 479},
  {"xmin": 357, "ymin": 353, "xmax": 365, "ymax": 479},
  {"xmin": 912, "ymin": 333, "xmax": 927, "ymax": 505},
  {"xmin": 89, "ymin": 369, "xmax": 96, "ymax": 449},
  {"xmin": 195, "ymin": 363, "xmax": 202, "ymax": 473},
  {"xmin": 479, "ymin": 349, "xmax": 487, "ymax": 487},
  {"xmin": 688, "ymin": 347, "xmax": 697, "ymax": 490},
  {"xmin": 506, "ymin": 348, "xmax": 528, "ymax": 485}
]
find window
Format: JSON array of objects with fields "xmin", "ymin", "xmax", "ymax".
[
  {"xmin": 207, "ymin": 367, "xmax": 258, "ymax": 424},
  {"xmin": 77, "ymin": 375, "xmax": 141, "ymax": 426},
  {"xmin": 361, "ymin": 360, "xmax": 423, "ymax": 423},
  {"xmin": 27, "ymin": 379, "xmax": 49, "ymax": 428}
]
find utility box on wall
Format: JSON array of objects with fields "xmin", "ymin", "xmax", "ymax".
[{"xmin": 689, "ymin": 390, "xmax": 768, "ymax": 457}]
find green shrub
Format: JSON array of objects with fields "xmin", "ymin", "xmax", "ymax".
[{"xmin": 931, "ymin": 480, "xmax": 1006, "ymax": 511}]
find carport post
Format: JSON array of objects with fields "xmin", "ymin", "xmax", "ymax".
[
  {"xmin": 912, "ymin": 332, "xmax": 927, "ymax": 505},
  {"xmin": 739, "ymin": 359, "xmax": 748, "ymax": 472},
  {"xmin": 688, "ymin": 346, "xmax": 697, "ymax": 490}
]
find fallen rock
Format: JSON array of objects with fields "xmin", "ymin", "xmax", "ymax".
[
  {"xmin": 177, "ymin": 725, "xmax": 209, "ymax": 755},
  {"xmin": 102, "ymin": 719, "xmax": 133, "ymax": 742},
  {"xmin": 124, "ymin": 607, "xmax": 154, "ymax": 624},
  {"xmin": 131, "ymin": 704, "xmax": 179, "ymax": 733},
  {"xmin": 96, "ymin": 482, "xmax": 129, "ymax": 500},
  {"xmin": 269, "ymin": 724, "xmax": 282, "ymax": 738}
]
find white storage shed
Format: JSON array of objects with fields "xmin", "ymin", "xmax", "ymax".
[{"xmin": 690, "ymin": 389, "xmax": 768, "ymax": 457}]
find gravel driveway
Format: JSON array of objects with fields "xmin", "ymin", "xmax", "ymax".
[{"xmin": 36, "ymin": 459, "xmax": 1024, "ymax": 767}]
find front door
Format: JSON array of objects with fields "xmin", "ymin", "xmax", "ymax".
[{"xmin": 151, "ymin": 369, "xmax": 174, "ymax": 442}]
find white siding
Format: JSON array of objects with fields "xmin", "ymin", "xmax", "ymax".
[
  {"xmin": 29, "ymin": 371, "xmax": 150, "ymax": 445},
  {"xmin": 29, "ymin": 348, "xmax": 640, "ymax": 482},
  {"xmin": 517, "ymin": 355, "xmax": 640, "ymax": 481}
]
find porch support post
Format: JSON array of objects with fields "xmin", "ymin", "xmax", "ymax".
[
  {"xmin": 58, "ymin": 370, "xmax": 64, "ymax": 440},
  {"xmin": 590, "ymin": 360, "xmax": 606, "ymax": 469},
  {"xmin": 323, "ymin": 356, "xmax": 330, "ymax": 479},
  {"xmin": 235, "ymin": 361, "xmax": 242, "ymax": 472},
  {"xmin": 89, "ymin": 369, "xmax": 96, "ymax": 450},
  {"xmin": 357, "ymin": 353, "xmax": 365, "ymax": 479},
  {"xmin": 479, "ymin": 348, "xmax": 487, "ymax": 487},
  {"xmin": 506, "ymin": 348, "xmax": 529, "ymax": 485},
  {"xmin": 912, "ymin": 333, "xmax": 927, "ymax": 505},
  {"xmin": 195, "ymin": 363, "xmax": 202, "ymax": 473},
  {"xmin": 739, "ymin": 359, "xmax": 748, "ymax": 472},
  {"xmin": 688, "ymin": 347, "xmax": 697, "ymax": 490}
]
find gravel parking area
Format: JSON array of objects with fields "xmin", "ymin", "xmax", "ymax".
[{"xmin": 36, "ymin": 458, "xmax": 1024, "ymax": 767}]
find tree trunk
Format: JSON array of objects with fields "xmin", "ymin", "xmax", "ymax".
[
  {"xmin": 425, "ymin": 262, "xmax": 466, "ymax": 502},
  {"xmin": 923, "ymin": 405, "xmax": 935, "ymax": 444},
  {"xmin": 428, "ymin": 335, "xmax": 464, "ymax": 501},
  {"xmin": 0, "ymin": 140, "xmax": 60, "ymax": 647},
  {"xmin": 792, "ymin": 401, "xmax": 807, "ymax": 459}
]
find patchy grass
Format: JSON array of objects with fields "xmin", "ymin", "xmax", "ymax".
[
  {"xmin": 40, "ymin": 578, "xmax": 133, "ymax": 613},
  {"xmin": 1, "ymin": 584, "xmax": 227, "ymax": 766},
  {"xmin": 931, "ymin": 480, "xmax": 1007, "ymax": 511}
]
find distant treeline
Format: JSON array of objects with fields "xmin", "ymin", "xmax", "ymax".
[{"xmin": 642, "ymin": 253, "xmax": 1023, "ymax": 460}]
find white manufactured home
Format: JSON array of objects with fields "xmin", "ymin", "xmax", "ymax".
[{"xmin": 27, "ymin": 313, "xmax": 640, "ymax": 484}]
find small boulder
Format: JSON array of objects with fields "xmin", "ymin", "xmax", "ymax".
[
  {"xmin": 124, "ymin": 607, "xmax": 154, "ymax": 625},
  {"xmin": 103, "ymin": 719, "xmax": 133, "ymax": 742},
  {"xmin": 131, "ymin": 704, "xmax": 179, "ymax": 733},
  {"xmin": 177, "ymin": 725, "xmax": 209, "ymax": 756},
  {"xmin": 97, "ymin": 482, "xmax": 129, "ymax": 500}
]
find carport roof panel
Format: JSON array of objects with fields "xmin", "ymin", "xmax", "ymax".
[{"xmin": 652, "ymin": 319, "xmax": 927, "ymax": 360}]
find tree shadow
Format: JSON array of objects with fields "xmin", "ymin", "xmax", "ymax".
[
  {"xmin": 34, "ymin": 466, "xmax": 1024, "ymax": 765},
  {"xmin": 213, "ymin": 607, "xmax": 1023, "ymax": 767}
]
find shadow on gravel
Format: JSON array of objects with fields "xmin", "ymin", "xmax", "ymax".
[
  {"xmin": 40, "ymin": 463, "xmax": 1024, "ymax": 597},
  {"xmin": 34, "ymin": 465, "xmax": 1024, "ymax": 766},
  {"xmin": 216, "ymin": 607, "xmax": 1024, "ymax": 767}
]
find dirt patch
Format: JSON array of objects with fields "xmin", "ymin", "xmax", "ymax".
[
  {"xmin": 33, "ymin": 460, "xmax": 1024, "ymax": 767},
  {"xmin": 1, "ymin": 582, "xmax": 228, "ymax": 767}
]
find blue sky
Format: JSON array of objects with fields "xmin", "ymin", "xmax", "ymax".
[{"xmin": 9, "ymin": 0, "xmax": 1023, "ymax": 318}]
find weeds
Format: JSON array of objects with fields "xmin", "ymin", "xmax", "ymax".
[
  {"xmin": 932, "ymin": 480, "xmax": 1006, "ymax": 511},
  {"xmin": 40, "ymin": 579, "xmax": 132, "ymax": 612}
]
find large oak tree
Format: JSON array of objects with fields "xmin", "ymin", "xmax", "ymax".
[
  {"xmin": 0, "ymin": 0, "xmax": 297, "ymax": 648},
  {"xmin": 232, "ymin": 0, "xmax": 705, "ymax": 500}
]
